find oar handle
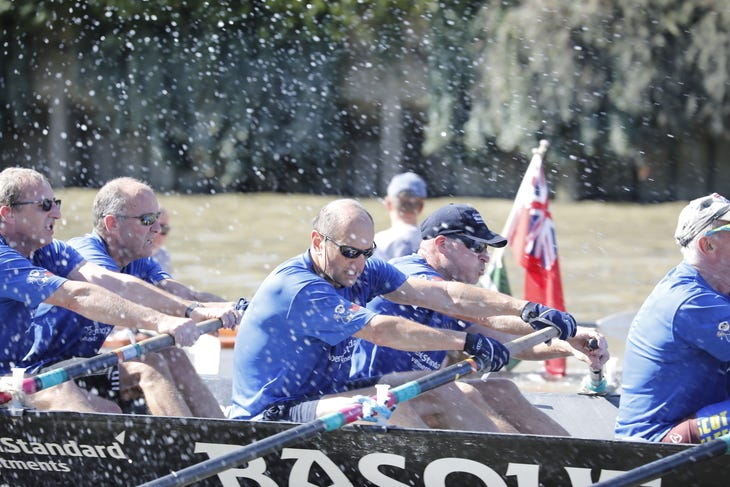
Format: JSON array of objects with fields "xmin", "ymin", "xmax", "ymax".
[
  {"xmin": 1, "ymin": 318, "xmax": 223, "ymax": 402},
  {"xmin": 480, "ymin": 326, "xmax": 559, "ymax": 381},
  {"xmin": 504, "ymin": 326, "xmax": 559, "ymax": 356}
]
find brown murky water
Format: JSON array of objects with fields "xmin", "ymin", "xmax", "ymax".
[{"xmin": 55, "ymin": 188, "xmax": 686, "ymax": 389}]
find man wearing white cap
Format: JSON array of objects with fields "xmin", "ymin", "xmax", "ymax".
[
  {"xmin": 616, "ymin": 193, "xmax": 730, "ymax": 443},
  {"xmin": 373, "ymin": 172, "xmax": 427, "ymax": 261}
]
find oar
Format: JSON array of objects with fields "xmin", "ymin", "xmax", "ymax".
[
  {"xmin": 138, "ymin": 326, "xmax": 559, "ymax": 487},
  {"xmin": 592, "ymin": 434, "xmax": 730, "ymax": 487},
  {"xmin": 0, "ymin": 318, "xmax": 223, "ymax": 404}
]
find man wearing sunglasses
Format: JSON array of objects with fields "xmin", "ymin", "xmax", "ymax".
[
  {"xmin": 350, "ymin": 203, "xmax": 609, "ymax": 434},
  {"xmin": 0, "ymin": 167, "xmax": 234, "ymax": 414},
  {"xmin": 617, "ymin": 193, "xmax": 730, "ymax": 444},
  {"xmin": 24, "ymin": 176, "xmax": 239, "ymax": 418},
  {"xmin": 230, "ymin": 198, "xmax": 577, "ymax": 430}
]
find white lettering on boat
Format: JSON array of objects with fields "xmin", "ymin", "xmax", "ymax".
[
  {"xmin": 194, "ymin": 442, "xmax": 658, "ymax": 487},
  {"xmin": 0, "ymin": 432, "xmax": 127, "ymax": 474}
]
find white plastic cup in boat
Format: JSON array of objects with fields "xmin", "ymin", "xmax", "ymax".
[{"xmin": 185, "ymin": 334, "xmax": 221, "ymax": 375}]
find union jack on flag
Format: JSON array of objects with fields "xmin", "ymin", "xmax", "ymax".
[
  {"xmin": 489, "ymin": 140, "xmax": 567, "ymax": 375},
  {"xmin": 519, "ymin": 167, "xmax": 559, "ymax": 273},
  {"xmin": 509, "ymin": 143, "xmax": 565, "ymax": 313}
]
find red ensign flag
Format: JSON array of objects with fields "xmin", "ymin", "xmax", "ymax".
[{"xmin": 506, "ymin": 141, "xmax": 567, "ymax": 376}]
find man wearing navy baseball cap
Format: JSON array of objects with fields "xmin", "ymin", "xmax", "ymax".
[
  {"xmin": 350, "ymin": 202, "xmax": 607, "ymax": 435},
  {"xmin": 420, "ymin": 203, "xmax": 507, "ymax": 249}
]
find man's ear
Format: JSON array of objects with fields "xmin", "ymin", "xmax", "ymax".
[
  {"xmin": 102, "ymin": 214, "xmax": 118, "ymax": 232},
  {"xmin": 312, "ymin": 230, "xmax": 325, "ymax": 253},
  {"xmin": 433, "ymin": 234, "xmax": 450, "ymax": 253},
  {"xmin": 0, "ymin": 204, "xmax": 12, "ymax": 221},
  {"xmin": 699, "ymin": 236, "xmax": 714, "ymax": 252}
]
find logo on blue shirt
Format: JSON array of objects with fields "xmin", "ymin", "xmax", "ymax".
[
  {"xmin": 333, "ymin": 303, "xmax": 359, "ymax": 324},
  {"xmin": 27, "ymin": 269, "xmax": 52, "ymax": 284},
  {"xmin": 717, "ymin": 321, "xmax": 730, "ymax": 342}
]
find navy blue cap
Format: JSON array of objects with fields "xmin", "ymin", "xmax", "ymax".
[{"xmin": 420, "ymin": 204, "xmax": 507, "ymax": 248}]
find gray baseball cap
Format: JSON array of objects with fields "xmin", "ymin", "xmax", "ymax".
[
  {"xmin": 387, "ymin": 172, "xmax": 427, "ymax": 199},
  {"xmin": 675, "ymin": 193, "xmax": 730, "ymax": 246}
]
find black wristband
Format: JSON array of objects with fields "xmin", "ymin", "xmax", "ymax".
[
  {"xmin": 184, "ymin": 302, "xmax": 201, "ymax": 318},
  {"xmin": 463, "ymin": 333, "xmax": 475, "ymax": 352}
]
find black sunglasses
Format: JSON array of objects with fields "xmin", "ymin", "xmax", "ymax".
[
  {"xmin": 323, "ymin": 234, "xmax": 376, "ymax": 259},
  {"xmin": 12, "ymin": 198, "xmax": 62, "ymax": 212},
  {"xmin": 116, "ymin": 211, "xmax": 161, "ymax": 226},
  {"xmin": 452, "ymin": 234, "xmax": 489, "ymax": 254}
]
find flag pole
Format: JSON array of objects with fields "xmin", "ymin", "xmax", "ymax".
[
  {"xmin": 485, "ymin": 140, "xmax": 550, "ymax": 283},
  {"xmin": 486, "ymin": 139, "xmax": 550, "ymax": 279},
  {"xmin": 483, "ymin": 140, "xmax": 567, "ymax": 376}
]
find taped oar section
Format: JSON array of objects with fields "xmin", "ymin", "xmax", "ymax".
[
  {"xmin": 0, "ymin": 318, "xmax": 223, "ymax": 404},
  {"xmin": 592, "ymin": 434, "xmax": 730, "ymax": 487},
  {"xmin": 580, "ymin": 337, "xmax": 607, "ymax": 395},
  {"xmin": 139, "ymin": 326, "xmax": 559, "ymax": 487}
]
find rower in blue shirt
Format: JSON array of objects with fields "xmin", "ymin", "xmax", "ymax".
[
  {"xmin": 230, "ymin": 198, "xmax": 578, "ymax": 432},
  {"xmin": 0, "ymin": 168, "xmax": 207, "ymax": 413},
  {"xmin": 617, "ymin": 193, "xmax": 730, "ymax": 444},
  {"xmin": 24, "ymin": 177, "xmax": 239, "ymax": 418},
  {"xmin": 349, "ymin": 204, "xmax": 607, "ymax": 434}
]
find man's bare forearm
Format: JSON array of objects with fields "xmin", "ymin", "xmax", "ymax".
[{"xmin": 46, "ymin": 280, "xmax": 167, "ymax": 332}]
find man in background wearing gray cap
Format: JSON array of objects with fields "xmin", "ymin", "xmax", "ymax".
[
  {"xmin": 351, "ymin": 203, "xmax": 608, "ymax": 435},
  {"xmin": 373, "ymin": 172, "xmax": 427, "ymax": 261},
  {"xmin": 616, "ymin": 193, "xmax": 730, "ymax": 443}
]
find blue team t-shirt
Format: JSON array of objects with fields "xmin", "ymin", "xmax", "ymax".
[
  {"xmin": 229, "ymin": 251, "xmax": 407, "ymax": 420},
  {"xmin": 615, "ymin": 262, "xmax": 730, "ymax": 441},
  {"xmin": 0, "ymin": 237, "xmax": 81, "ymax": 374},
  {"xmin": 350, "ymin": 254, "xmax": 469, "ymax": 379},
  {"xmin": 23, "ymin": 232, "xmax": 171, "ymax": 373}
]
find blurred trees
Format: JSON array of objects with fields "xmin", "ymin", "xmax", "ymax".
[
  {"xmin": 0, "ymin": 0, "xmax": 728, "ymax": 201},
  {"xmin": 464, "ymin": 0, "xmax": 730, "ymax": 200}
]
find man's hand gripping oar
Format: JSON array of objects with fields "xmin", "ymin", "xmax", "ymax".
[
  {"xmin": 138, "ymin": 325, "xmax": 560, "ymax": 487},
  {"xmin": 0, "ymin": 297, "xmax": 249, "ymax": 410}
]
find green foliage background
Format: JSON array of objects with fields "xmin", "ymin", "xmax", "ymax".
[{"xmin": 1, "ymin": 0, "xmax": 728, "ymax": 200}]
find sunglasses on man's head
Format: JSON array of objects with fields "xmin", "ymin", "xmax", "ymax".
[
  {"xmin": 116, "ymin": 212, "xmax": 161, "ymax": 226},
  {"xmin": 12, "ymin": 198, "xmax": 62, "ymax": 212},
  {"xmin": 451, "ymin": 234, "xmax": 489, "ymax": 254},
  {"xmin": 322, "ymin": 234, "xmax": 377, "ymax": 259}
]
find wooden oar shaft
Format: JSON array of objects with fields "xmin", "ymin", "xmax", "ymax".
[
  {"xmin": 139, "ymin": 326, "xmax": 558, "ymax": 487},
  {"xmin": 593, "ymin": 435, "xmax": 730, "ymax": 487},
  {"xmin": 1, "ymin": 319, "xmax": 222, "ymax": 402}
]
